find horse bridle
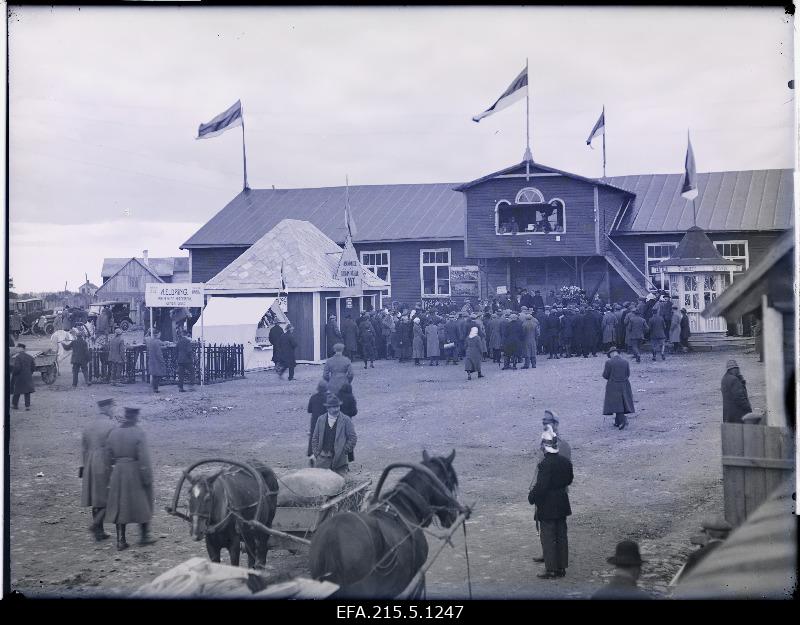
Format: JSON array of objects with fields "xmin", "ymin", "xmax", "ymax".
[{"xmin": 370, "ymin": 461, "xmax": 468, "ymax": 518}]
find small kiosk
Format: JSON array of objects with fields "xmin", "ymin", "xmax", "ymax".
[{"xmin": 655, "ymin": 226, "xmax": 741, "ymax": 334}]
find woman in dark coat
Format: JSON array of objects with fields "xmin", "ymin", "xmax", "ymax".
[
  {"xmin": 337, "ymin": 383, "xmax": 358, "ymax": 462},
  {"xmin": 602, "ymin": 347, "xmax": 635, "ymax": 429},
  {"xmin": 278, "ymin": 324, "xmax": 298, "ymax": 380},
  {"xmin": 307, "ymin": 380, "xmax": 328, "ymax": 459},
  {"xmin": 464, "ymin": 327, "xmax": 484, "ymax": 380},
  {"xmin": 358, "ymin": 317, "xmax": 377, "ymax": 368},
  {"xmin": 105, "ymin": 407, "xmax": 156, "ymax": 550}
]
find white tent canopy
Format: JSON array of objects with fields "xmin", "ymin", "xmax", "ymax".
[{"xmin": 197, "ymin": 296, "xmax": 289, "ymax": 371}]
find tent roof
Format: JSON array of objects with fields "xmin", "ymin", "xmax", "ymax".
[
  {"xmin": 197, "ymin": 297, "xmax": 277, "ymax": 327},
  {"xmin": 206, "ymin": 219, "xmax": 389, "ymax": 291},
  {"xmin": 655, "ymin": 226, "xmax": 740, "ymax": 268}
]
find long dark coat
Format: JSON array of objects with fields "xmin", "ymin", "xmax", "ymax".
[
  {"xmin": 359, "ymin": 321, "xmax": 377, "ymax": 361},
  {"xmin": 602, "ymin": 312, "xmax": 617, "ymax": 344},
  {"xmin": 625, "ymin": 314, "xmax": 648, "ymax": 341},
  {"xmin": 105, "ymin": 424, "xmax": 154, "ymax": 524},
  {"xmin": 504, "ymin": 319, "xmax": 524, "ymax": 356},
  {"xmin": 341, "ymin": 318, "xmax": 359, "ymax": 354},
  {"xmin": 81, "ymin": 418, "xmax": 114, "ymax": 507},
  {"xmin": 68, "ymin": 336, "xmax": 91, "ymax": 366},
  {"xmin": 487, "ymin": 318, "xmax": 503, "ymax": 350},
  {"xmin": 326, "ymin": 320, "xmax": 343, "ymax": 356},
  {"xmin": 11, "ymin": 351, "xmax": 36, "ymax": 395},
  {"xmin": 602, "ymin": 355, "xmax": 635, "ymax": 414},
  {"xmin": 521, "ymin": 317, "xmax": 539, "ymax": 357},
  {"xmin": 425, "ymin": 323, "xmax": 440, "ymax": 357},
  {"xmin": 278, "ymin": 331, "xmax": 298, "ymax": 367},
  {"xmin": 680, "ymin": 314, "xmax": 691, "ymax": 341},
  {"xmin": 529, "ymin": 453, "xmax": 573, "ymax": 521},
  {"xmin": 175, "ymin": 335, "xmax": 194, "ymax": 365},
  {"xmin": 648, "ymin": 315, "xmax": 666, "ymax": 340},
  {"xmin": 669, "ymin": 311, "xmax": 683, "ymax": 343},
  {"xmin": 145, "ymin": 337, "xmax": 167, "ymax": 377},
  {"xmin": 412, "ymin": 323, "xmax": 425, "ymax": 359},
  {"xmin": 400, "ymin": 320, "xmax": 413, "ymax": 359},
  {"xmin": 463, "ymin": 335, "xmax": 483, "ymax": 373},
  {"xmin": 268, "ymin": 324, "xmax": 285, "ymax": 364},
  {"xmin": 542, "ymin": 314, "xmax": 560, "ymax": 341},
  {"xmin": 721, "ymin": 371, "xmax": 752, "ymax": 423}
]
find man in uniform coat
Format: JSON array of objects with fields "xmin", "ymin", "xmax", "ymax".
[
  {"xmin": 268, "ymin": 322, "xmax": 285, "ymax": 373},
  {"xmin": 624, "ymin": 308, "xmax": 649, "ymax": 363},
  {"xmin": 81, "ymin": 398, "xmax": 116, "ymax": 541},
  {"xmin": 145, "ymin": 329, "xmax": 166, "ymax": 393},
  {"xmin": 444, "ymin": 313, "xmax": 460, "ymax": 365},
  {"xmin": 323, "ymin": 343, "xmax": 354, "ymax": 394},
  {"xmin": 721, "ymin": 359, "xmax": 752, "ymax": 423},
  {"xmin": 602, "ymin": 347, "xmax": 635, "ymax": 429},
  {"xmin": 591, "ymin": 541, "xmax": 652, "ymax": 599},
  {"xmin": 359, "ymin": 315, "xmax": 378, "ymax": 368},
  {"xmin": 11, "ymin": 343, "xmax": 36, "ymax": 410},
  {"xmin": 108, "ymin": 328, "xmax": 126, "ymax": 386},
  {"xmin": 325, "ymin": 315, "xmax": 343, "ymax": 358},
  {"xmin": 572, "ymin": 307, "xmax": 590, "ymax": 358},
  {"xmin": 528, "ymin": 430, "xmax": 573, "ymax": 579},
  {"xmin": 340, "ymin": 314, "xmax": 359, "ymax": 360},
  {"xmin": 175, "ymin": 328, "xmax": 195, "ymax": 391},
  {"xmin": 105, "ymin": 407, "xmax": 156, "ymax": 550},
  {"xmin": 311, "ymin": 393, "xmax": 358, "ymax": 476}
]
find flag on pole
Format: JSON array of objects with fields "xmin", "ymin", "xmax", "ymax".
[
  {"xmin": 681, "ymin": 132, "xmax": 698, "ymax": 200},
  {"xmin": 472, "ymin": 66, "xmax": 528, "ymax": 123},
  {"xmin": 586, "ymin": 110, "xmax": 605, "ymax": 147},
  {"xmin": 196, "ymin": 100, "xmax": 243, "ymax": 140},
  {"xmin": 344, "ymin": 185, "xmax": 358, "ymax": 239}
]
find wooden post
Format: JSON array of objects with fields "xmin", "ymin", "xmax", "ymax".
[
  {"xmin": 200, "ymin": 296, "xmax": 205, "ymax": 387},
  {"xmin": 762, "ymin": 295, "xmax": 786, "ymax": 427}
]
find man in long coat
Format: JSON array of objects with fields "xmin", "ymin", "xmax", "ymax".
[
  {"xmin": 444, "ymin": 314, "xmax": 460, "ymax": 365},
  {"xmin": 381, "ymin": 311, "xmax": 395, "ymax": 359},
  {"xmin": 358, "ymin": 315, "xmax": 377, "ymax": 368},
  {"xmin": 560, "ymin": 308, "xmax": 574, "ymax": 358},
  {"xmin": 268, "ymin": 322, "xmax": 285, "ymax": 372},
  {"xmin": 602, "ymin": 347, "xmax": 635, "ymax": 429},
  {"xmin": 425, "ymin": 318, "xmax": 440, "ymax": 366},
  {"xmin": 11, "ymin": 343, "xmax": 36, "ymax": 410},
  {"xmin": 341, "ymin": 314, "xmax": 359, "ymax": 360},
  {"xmin": 412, "ymin": 318, "xmax": 425, "ymax": 364},
  {"xmin": 721, "ymin": 359, "xmax": 752, "ymax": 423},
  {"xmin": 679, "ymin": 308, "xmax": 692, "ymax": 352},
  {"xmin": 325, "ymin": 315, "xmax": 343, "ymax": 358},
  {"xmin": 521, "ymin": 312, "xmax": 540, "ymax": 369},
  {"xmin": 543, "ymin": 307, "xmax": 561, "ymax": 360},
  {"xmin": 370, "ymin": 312, "xmax": 384, "ymax": 360},
  {"xmin": 278, "ymin": 324, "xmax": 298, "ymax": 380},
  {"xmin": 669, "ymin": 306, "xmax": 683, "ymax": 352},
  {"xmin": 503, "ymin": 313, "xmax": 524, "ymax": 370},
  {"xmin": 145, "ymin": 329, "xmax": 166, "ymax": 393},
  {"xmin": 588, "ymin": 306, "xmax": 604, "ymax": 356},
  {"xmin": 311, "ymin": 393, "xmax": 357, "ymax": 476},
  {"xmin": 108, "ymin": 328, "xmax": 126, "ymax": 386},
  {"xmin": 323, "ymin": 343, "xmax": 354, "ymax": 394},
  {"xmin": 105, "ymin": 407, "xmax": 156, "ymax": 550},
  {"xmin": 625, "ymin": 309, "xmax": 649, "ymax": 363},
  {"xmin": 175, "ymin": 328, "xmax": 195, "ymax": 390},
  {"xmin": 648, "ymin": 313, "xmax": 667, "ymax": 361},
  {"xmin": 528, "ymin": 431, "xmax": 573, "ymax": 579},
  {"xmin": 601, "ymin": 306, "xmax": 617, "ymax": 352},
  {"xmin": 65, "ymin": 330, "xmax": 92, "ymax": 388},
  {"xmin": 81, "ymin": 398, "xmax": 116, "ymax": 541},
  {"xmin": 399, "ymin": 316, "xmax": 414, "ymax": 361}
]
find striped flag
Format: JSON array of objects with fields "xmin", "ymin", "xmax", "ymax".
[
  {"xmin": 196, "ymin": 100, "xmax": 243, "ymax": 140},
  {"xmin": 586, "ymin": 110, "xmax": 605, "ymax": 147},
  {"xmin": 472, "ymin": 67, "xmax": 528, "ymax": 123},
  {"xmin": 681, "ymin": 132, "xmax": 698, "ymax": 200}
]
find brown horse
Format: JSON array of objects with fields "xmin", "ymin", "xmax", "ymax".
[
  {"xmin": 308, "ymin": 450, "xmax": 462, "ymax": 598},
  {"xmin": 187, "ymin": 460, "xmax": 279, "ymax": 569}
]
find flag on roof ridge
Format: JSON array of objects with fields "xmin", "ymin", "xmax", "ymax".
[
  {"xmin": 197, "ymin": 100, "xmax": 243, "ymax": 140},
  {"xmin": 681, "ymin": 132, "xmax": 699, "ymax": 200},
  {"xmin": 472, "ymin": 66, "xmax": 528, "ymax": 123}
]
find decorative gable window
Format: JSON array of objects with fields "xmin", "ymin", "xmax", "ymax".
[
  {"xmin": 515, "ymin": 187, "xmax": 545, "ymax": 204},
  {"xmin": 496, "ymin": 188, "xmax": 566, "ymax": 235}
]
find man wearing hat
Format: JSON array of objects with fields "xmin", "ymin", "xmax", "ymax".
[
  {"xmin": 325, "ymin": 314, "xmax": 343, "ymax": 358},
  {"xmin": 592, "ymin": 540, "xmax": 652, "ymax": 599},
  {"xmin": 323, "ymin": 343, "xmax": 354, "ymax": 395},
  {"xmin": 175, "ymin": 328, "xmax": 196, "ymax": 391},
  {"xmin": 105, "ymin": 407, "xmax": 156, "ymax": 550},
  {"xmin": 521, "ymin": 311, "xmax": 540, "ymax": 369},
  {"xmin": 543, "ymin": 306, "xmax": 560, "ymax": 360},
  {"xmin": 528, "ymin": 430, "xmax": 573, "ymax": 579},
  {"xmin": 602, "ymin": 347, "xmax": 635, "ymax": 429},
  {"xmin": 721, "ymin": 360, "xmax": 752, "ymax": 423},
  {"xmin": 311, "ymin": 393, "xmax": 357, "ymax": 475},
  {"xmin": 80, "ymin": 399, "xmax": 117, "ymax": 541},
  {"xmin": 64, "ymin": 329, "xmax": 92, "ymax": 388},
  {"xmin": 502, "ymin": 313, "xmax": 524, "ymax": 370},
  {"xmin": 108, "ymin": 328, "xmax": 127, "ymax": 386},
  {"xmin": 145, "ymin": 328, "xmax": 166, "ymax": 393},
  {"xmin": 532, "ymin": 290, "xmax": 545, "ymax": 312},
  {"xmin": 624, "ymin": 307, "xmax": 648, "ymax": 363},
  {"xmin": 674, "ymin": 516, "xmax": 732, "ymax": 583},
  {"xmin": 11, "ymin": 343, "xmax": 36, "ymax": 411}
]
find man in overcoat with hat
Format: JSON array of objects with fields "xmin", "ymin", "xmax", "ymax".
[
  {"xmin": 145, "ymin": 329, "xmax": 166, "ymax": 393},
  {"xmin": 528, "ymin": 430, "xmax": 573, "ymax": 579},
  {"xmin": 721, "ymin": 359, "xmax": 752, "ymax": 423},
  {"xmin": 311, "ymin": 393, "xmax": 357, "ymax": 476},
  {"xmin": 323, "ymin": 343, "xmax": 354, "ymax": 395},
  {"xmin": 591, "ymin": 540, "xmax": 652, "ymax": 599},
  {"xmin": 108, "ymin": 328, "xmax": 126, "ymax": 386},
  {"xmin": 602, "ymin": 347, "xmax": 635, "ymax": 429},
  {"xmin": 325, "ymin": 315, "xmax": 343, "ymax": 358},
  {"xmin": 80, "ymin": 399, "xmax": 116, "ymax": 541},
  {"xmin": 10, "ymin": 343, "xmax": 36, "ymax": 411},
  {"xmin": 105, "ymin": 407, "xmax": 156, "ymax": 550}
]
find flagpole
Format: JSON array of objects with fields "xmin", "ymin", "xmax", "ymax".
[
  {"xmin": 601, "ymin": 105, "xmax": 606, "ymax": 179},
  {"xmin": 241, "ymin": 107, "xmax": 249, "ymax": 191},
  {"xmin": 524, "ymin": 58, "xmax": 532, "ymax": 176}
]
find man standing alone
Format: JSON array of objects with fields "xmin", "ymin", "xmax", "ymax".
[
  {"xmin": 311, "ymin": 393, "xmax": 358, "ymax": 476},
  {"xmin": 11, "ymin": 343, "xmax": 36, "ymax": 411},
  {"xmin": 80, "ymin": 398, "xmax": 116, "ymax": 541},
  {"xmin": 175, "ymin": 328, "xmax": 195, "ymax": 391},
  {"xmin": 65, "ymin": 330, "xmax": 92, "ymax": 388},
  {"xmin": 145, "ymin": 329, "xmax": 166, "ymax": 393},
  {"xmin": 108, "ymin": 328, "xmax": 126, "ymax": 386},
  {"xmin": 602, "ymin": 347, "xmax": 635, "ymax": 430}
]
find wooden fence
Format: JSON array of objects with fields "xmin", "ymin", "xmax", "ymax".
[
  {"xmin": 721, "ymin": 423, "xmax": 795, "ymax": 528},
  {"xmin": 87, "ymin": 343, "xmax": 245, "ymax": 386}
]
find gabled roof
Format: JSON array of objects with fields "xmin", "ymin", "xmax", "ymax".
[
  {"xmin": 101, "ymin": 256, "xmax": 189, "ymax": 278},
  {"xmin": 96, "ymin": 258, "xmax": 164, "ymax": 293},
  {"xmin": 182, "ymin": 183, "xmax": 465, "ymax": 248},
  {"xmin": 206, "ymin": 219, "xmax": 390, "ymax": 292},
  {"xmin": 453, "ymin": 160, "xmax": 634, "ymax": 195},
  {"xmin": 609, "ymin": 170, "xmax": 794, "ymax": 232},
  {"xmin": 656, "ymin": 226, "xmax": 740, "ymax": 268}
]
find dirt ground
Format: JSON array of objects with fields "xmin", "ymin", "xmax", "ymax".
[{"xmin": 7, "ymin": 339, "xmax": 765, "ymax": 599}]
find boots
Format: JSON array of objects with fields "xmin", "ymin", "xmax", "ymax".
[
  {"xmin": 477, "ymin": 372, "xmax": 484, "ymax": 378},
  {"xmin": 116, "ymin": 524, "xmax": 130, "ymax": 551},
  {"xmin": 139, "ymin": 523, "xmax": 157, "ymax": 546}
]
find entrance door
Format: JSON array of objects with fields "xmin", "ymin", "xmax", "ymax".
[{"xmin": 679, "ymin": 273, "xmax": 726, "ymax": 333}]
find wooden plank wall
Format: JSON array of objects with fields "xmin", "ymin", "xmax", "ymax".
[
  {"xmin": 188, "ymin": 246, "xmax": 250, "ymax": 283},
  {"xmin": 721, "ymin": 423, "xmax": 795, "ymax": 527},
  {"xmin": 286, "ymin": 292, "xmax": 314, "ymax": 362}
]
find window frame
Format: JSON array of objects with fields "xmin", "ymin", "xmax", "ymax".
[
  {"xmin": 713, "ymin": 239, "xmax": 749, "ymax": 270},
  {"xmin": 420, "ymin": 247, "xmax": 451, "ymax": 298},
  {"xmin": 644, "ymin": 242, "xmax": 679, "ymax": 290},
  {"xmin": 360, "ymin": 250, "xmax": 391, "ymax": 301},
  {"xmin": 494, "ymin": 198, "xmax": 567, "ymax": 235}
]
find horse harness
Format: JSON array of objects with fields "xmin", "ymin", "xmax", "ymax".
[{"xmin": 193, "ymin": 468, "xmax": 278, "ymax": 537}]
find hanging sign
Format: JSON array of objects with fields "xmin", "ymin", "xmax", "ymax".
[
  {"xmin": 346, "ymin": 298, "xmax": 353, "ymax": 308},
  {"xmin": 145, "ymin": 283, "xmax": 204, "ymax": 307},
  {"xmin": 496, "ymin": 286, "xmax": 508, "ymax": 295},
  {"xmin": 334, "ymin": 238, "xmax": 363, "ymax": 298},
  {"xmin": 450, "ymin": 266, "xmax": 480, "ymax": 297}
]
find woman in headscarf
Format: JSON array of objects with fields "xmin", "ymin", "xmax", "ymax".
[
  {"xmin": 412, "ymin": 317, "xmax": 425, "ymax": 365},
  {"xmin": 464, "ymin": 326, "xmax": 484, "ymax": 381}
]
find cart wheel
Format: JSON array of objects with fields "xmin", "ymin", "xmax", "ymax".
[
  {"xmin": 42, "ymin": 366, "xmax": 56, "ymax": 385},
  {"xmin": 45, "ymin": 323, "xmax": 54, "ymax": 335},
  {"xmin": 120, "ymin": 320, "xmax": 131, "ymax": 332}
]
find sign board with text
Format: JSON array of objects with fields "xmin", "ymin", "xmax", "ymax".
[
  {"xmin": 450, "ymin": 265, "xmax": 480, "ymax": 297},
  {"xmin": 145, "ymin": 283, "xmax": 204, "ymax": 308},
  {"xmin": 334, "ymin": 239, "xmax": 363, "ymax": 298}
]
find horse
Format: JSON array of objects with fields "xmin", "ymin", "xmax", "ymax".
[
  {"xmin": 308, "ymin": 449, "xmax": 463, "ymax": 598},
  {"xmin": 186, "ymin": 460, "xmax": 279, "ymax": 570}
]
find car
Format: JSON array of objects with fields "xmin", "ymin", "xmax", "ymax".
[{"xmin": 88, "ymin": 301, "xmax": 134, "ymax": 332}]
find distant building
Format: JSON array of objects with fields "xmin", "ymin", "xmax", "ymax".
[
  {"xmin": 101, "ymin": 251, "xmax": 190, "ymax": 285},
  {"xmin": 78, "ymin": 280, "xmax": 99, "ymax": 297}
]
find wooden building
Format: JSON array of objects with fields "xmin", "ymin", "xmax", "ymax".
[
  {"xmin": 94, "ymin": 257, "xmax": 165, "ymax": 326},
  {"xmin": 182, "ymin": 160, "xmax": 793, "ymax": 323}
]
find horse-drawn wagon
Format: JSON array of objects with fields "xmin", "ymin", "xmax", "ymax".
[{"xmin": 33, "ymin": 350, "xmax": 59, "ymax": 384}]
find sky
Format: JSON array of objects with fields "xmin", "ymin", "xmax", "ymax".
[{"xmin": 6, "ymin": 6, "xmax": 795, "ymax": 293}]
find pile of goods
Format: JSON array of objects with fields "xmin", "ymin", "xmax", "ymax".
[{"xmin": 276, "ymin": 468, "xmax": 346, "ymax": 507}]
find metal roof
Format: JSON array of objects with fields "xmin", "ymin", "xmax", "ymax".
[
  {"xmin": 655, "ymin": 226, "xmax": 740, "ymax": 268},
  {"xmin": 182, "ymin": 183, "xmax": 465, "ymax": 248},
  {"xmin": 101, "ymin": 257, "xmax": 189, "ymax": 278},
  {"xmin": 206, "ymin": 219, "xmax": 390, "ymax": 292},
  {"xmin": 609, "ymin": 170, "xmax": 794, "ymax": 232}
]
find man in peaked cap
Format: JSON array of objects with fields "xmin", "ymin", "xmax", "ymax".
[
  {"xmin": 721, "ymin": 359, "xmax": 752, "ymax": 424},
  {"xmin": 672, "ymin": 516, "xmax": 733, "ymax": 584},
  {"xmin": 80, "ymin": 398, "xmax": 117, "ymax": 541},
  {"xmin": 311, "ymin": 392, "xmax": 357, "ymax": 475},
  {"xmin": 592, "ymin": 541, "xmax": 652, "ymax": 599}
]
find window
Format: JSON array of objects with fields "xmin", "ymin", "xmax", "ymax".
[
  {"xmin": 420, "ymin": 249, "xmax": 451, "ymax": 297},
  {"xmin": 496, "ymin": 198, "xmax": 566, "ymax": 235},
  {"xmin": 714, "ymin": 240, "xmax": 748, "ymax": 270},
  {"xmin": 361, "ymin": 251, "xmax": 391, "ymax": 304},
  {"xmin": 645, "ymin": 242, "xmax": 678, "ymax": 290},
  {"xmin": 515, "ymin": 187, "xmax": 545, "ymax": 204},
  {"xmin": 128, "ymin": 276, "xmax": 140, "ymax": 289},
  {"xmin": 683, "ymin": 275, "xmax": 700, "ymax": 310}
]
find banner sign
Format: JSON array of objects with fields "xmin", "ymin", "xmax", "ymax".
[
  {"xmin": 652, "ymin": 264, "xmax": 741, "ymax": 274},
  {"xmin": 450, "ymin": 265, "xmax": 480, "ymax": 297},
  {"xmin": 145, "ymin": 283, "xmax": 204, "ymax": 307},
  {"xmin": 496, "ymin": 285, "xmax": 508, "ymax": 295},
  {"xmin": 334, "ymin": 239, "xmax": 363, "ymax": 298}
]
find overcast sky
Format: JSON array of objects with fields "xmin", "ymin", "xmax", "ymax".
[{"xmin": 7, "ymin": 6, "xmax": 795, "ymax": 292}]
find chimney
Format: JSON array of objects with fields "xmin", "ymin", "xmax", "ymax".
[{"xmin": 142, "ymin": 249, "xmax": 149, "ymax": 266}]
